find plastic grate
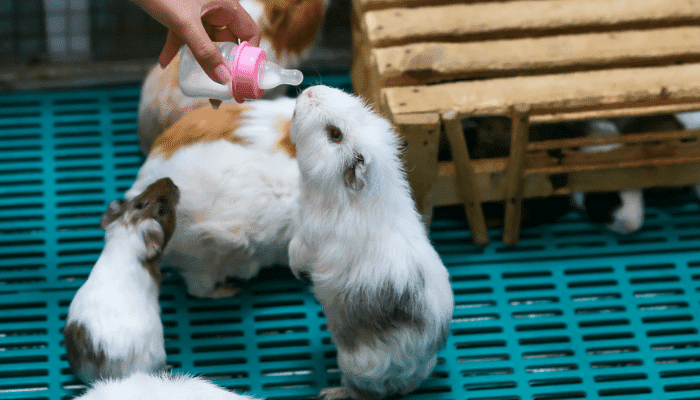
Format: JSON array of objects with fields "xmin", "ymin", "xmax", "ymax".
[{"xmin": 1, "ymin": 80, "xmax": 700, "ymax": 400}]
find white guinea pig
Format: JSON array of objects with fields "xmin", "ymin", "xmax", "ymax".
[
  {"xmin": 288, "ymin": 86, "xmax": 454, "ymax": 400},
  {"xmin": 64, "ymin": 178, "xmax": 179, "ymax": 383},
  {"xmin": 74, "ymin": 371, "xmax": 263, "ymax": 400}
]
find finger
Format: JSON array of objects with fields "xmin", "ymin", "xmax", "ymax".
[
  {"xmin": 180, "ymin": 22, "xmax": 232, "ymax": 84},
  {"xmin": 202, "ymin": 0, "xmax": 261, "ymax": 47},
  {"xmin": 159, "ymin": 31, "xmax": 184, "ymax": 68},
  {"xmin": 228, "ymin": 6, "xmax": 261, "ymax": 47},
  {"xmin": 201, "ymin": 1, "xmax": 238, "ymax": 26}
]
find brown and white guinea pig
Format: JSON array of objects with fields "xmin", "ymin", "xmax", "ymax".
[
  {"xmin": 74, "ymin": 371, "xmax": 263, "ymax": 400},
  {"xmin": 126, "ymin": 97, "xmax": 299, "ymax": 298},
  {"xmin": 288, "ymin": 86, "xmax": 454, "ymax": 400},
  {"xmin": 64, "ymin": 178, "xmax": 179, "ymax": 384},
  {"xmin": 570, "ymin": 119, "xmax": 644, "ymax": 234},
  {"xmin": 137, "ymin": 0, "xmax": 329, "ymax": 154}
]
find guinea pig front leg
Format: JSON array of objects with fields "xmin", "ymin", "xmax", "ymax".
[
  {"xmin": 288, "ymin": 234, "xmax": 313, "ymax": 280},
  {"xmin": 180, "ymin": 269, "xmax": 220, "ymax": 298}
]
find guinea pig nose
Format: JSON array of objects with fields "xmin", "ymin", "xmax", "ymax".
[{"xmin": 307, "ymin": 90, "xmax": 313, "ymax": 98}]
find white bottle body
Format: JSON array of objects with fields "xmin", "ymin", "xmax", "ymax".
[{"xmin": 178, "ymin": 42, "xmax": 237, "ymax": 101}]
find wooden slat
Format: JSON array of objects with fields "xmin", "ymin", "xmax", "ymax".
[
  {"xmin": 362, "ymin": 0, "xmax": 700, "ymax": 48},
  {"xmin": 526, "ymin": 141, "xmax": 700, "ymax": 175},
  {"xmin": 434, "ymin": 151, "xmax": 700, "ymax": 205},
  {"xmin": 382, "ymin": 63, "xmax": 700, "ymax": 120},
  {"xmin": 353, "ymin": 0, "xmax": 516, "ymax": 14},
  {"xmin": 530, "ymin": 102, "xmax": 700, "ymax": 124},
  {"xmin": 373, "ymin": 27, "xmax": 700, "ymax": 87},
  {"xmin": 502, "ymin": 105, "xmax": 530, "ymax": 246},
  {"xmin": 528, "ymin": 128, "xmax": 700, "ymax": 152},
  {"xmin": 393, "ymin": 114, "xmax": 441, "ymax": 227},
  {"xmin": 442, "ymin": 111, "xmax": 489, "ymax": 245}
]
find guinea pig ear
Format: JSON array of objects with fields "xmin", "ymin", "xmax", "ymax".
[
  {"xmin": 143, "ymin": 228, "xmax": 165, "ymax": 262},
  {"xmin": 100, "ymin": 200, "xmax": 125, "ymax": 231},
  {"xmin": 344, "ymin": 152, "xmax": 367, "ymax": 192}
]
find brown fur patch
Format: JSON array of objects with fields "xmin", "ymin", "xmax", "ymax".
[
  {"xmin": 275, "ymin": 118, "xmax": 297, "ymax": 158},
  {"xmin": 143, "ymin": 229, "xmax": 165, "ymax": 286},
  {"xmin": 64, "ymin": 321, "xmax": 106, "ymax": 376},
  {"xmin": 150, "ymin": 105, "xmax": 250, "ymax": 160},
  {"xmin": 261, "ymin": 0, "xmax": 326, "ymax": 55},
  {"xmin": 145, "ymin": 259, "xmax": 162, "ymax": 287},
  {"xmin": 121, "ymin": 178, "xmax": 180, "ymax": 284}
]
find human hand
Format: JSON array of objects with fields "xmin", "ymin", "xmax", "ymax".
[{"xmin": 131, "ymin": 0, "xmax": 261, "ymax": 85}]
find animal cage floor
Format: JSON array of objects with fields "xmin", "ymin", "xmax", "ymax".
[{"xmin": 1, "ymin": 83, "xmax": 700, "ymax": 400}]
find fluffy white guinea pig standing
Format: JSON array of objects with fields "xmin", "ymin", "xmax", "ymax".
[
  {"xmin": 288, "ymin": 85, "xmax": 454, "ymax": 400},
  {"xmin": 137, "ymin": 0, "xmax": 329, "ymax": 154},
  {"xmin": 74, "ymin": 371, "xmax": 263, "ymax": 400},
  {"xmin": 126, "ymin": 97, "xmax": 300, "ymax": 298},
  {"xmin": 64, "ymin": 178, "xmax": 180, "ymax": 383}
]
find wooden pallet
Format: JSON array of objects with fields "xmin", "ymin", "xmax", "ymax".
[{"xmin": 351, "ymin": 0, "xmax": 700, "ymax": 245}]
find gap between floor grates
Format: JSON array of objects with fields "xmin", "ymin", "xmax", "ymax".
[{"xmin": 1, "ymin": 82, "xmax": 700, "ymax": 400}]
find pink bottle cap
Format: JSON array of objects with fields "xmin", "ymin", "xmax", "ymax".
[{"xmin": 231, "ymin": 41, "xmax": 267, "ymax": 103}]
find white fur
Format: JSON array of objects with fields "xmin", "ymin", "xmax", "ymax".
[
  {"xmin": 288, "ymin": 86, "xmax": 454, "ymax": 399},
  {"xmin": 574, "ymin": 119, "xmax": 644, "ymax": 234},
  {"xmin": 66, "ymin": 219, "xmax": 165, "ymax": 383},
  {"xmin": 607, "ymin": 190, "xmax": 644, "ymax": 234},
  {"xmin": 127, "ymin": 98, "xmax": 300, "ymax": 298},
  {"xmin": 75, "ymin": 371, "xmax": 262, "ymax": 400}
]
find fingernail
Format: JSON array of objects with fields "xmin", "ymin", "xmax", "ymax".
[{"xmin": 214, "ymin": 64, "xmax": 232, "ymax": 84}]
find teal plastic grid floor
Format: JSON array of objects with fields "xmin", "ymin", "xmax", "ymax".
[{"xmin": 2, "ymin": 82, "xmax": 700, "ymax": 400}]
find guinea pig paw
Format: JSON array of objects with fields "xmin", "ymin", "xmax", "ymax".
[
  {"xmin": 318, "ymin": 387, "xmax": 353, "ymax": 400},
  {"xmin": 208, "ymin": 280, "xmax": 242, "ymax": 298}
]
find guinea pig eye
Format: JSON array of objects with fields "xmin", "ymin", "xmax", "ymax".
[
  {"xmin": 326, "ymin": 125, "xmax": 343, "ymax": 143},
  {"xmin": 134, "ymin": 201, "xmax": 145, "ymax": 210}
]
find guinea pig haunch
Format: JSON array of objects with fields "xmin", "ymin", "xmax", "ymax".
[
  {"xmin": 74, "ymin": 371, "xmax": 263, "ymax": 400},
  {"xmin": 288, "ymin": 85, "xmax": 454, "ymax": 400},
  {"xmin": 64, "ymin": 178, "xmax": 179, "ymax": 383}
]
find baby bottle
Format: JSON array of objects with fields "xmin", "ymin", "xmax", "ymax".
[{"xmin": 178, "ymin": 41, "xmax": 304, "ymax": 103}]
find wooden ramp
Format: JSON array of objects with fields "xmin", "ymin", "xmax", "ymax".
[{"xmin": 351, "ymin": 0, "xmax": 700, "ymax": 245}]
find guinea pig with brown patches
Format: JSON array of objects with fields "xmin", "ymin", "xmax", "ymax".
[
  {"xmin": 74, "ymin": 371, "xmax": 263, "ymax": 400},
  {"xmin": 288, "ymin": 86, "xmax": 454, "ymax": 400},
  {"xmin": 127, "ymin": 97, "xmax": 299, "ymax": 299},
  {"xmin": 136, "ymin": 0, "xmax": 329, "ymax": 155},
  {"xmin": 64, "ymin": 178, "xmax": 179, "ymax": 383}
]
